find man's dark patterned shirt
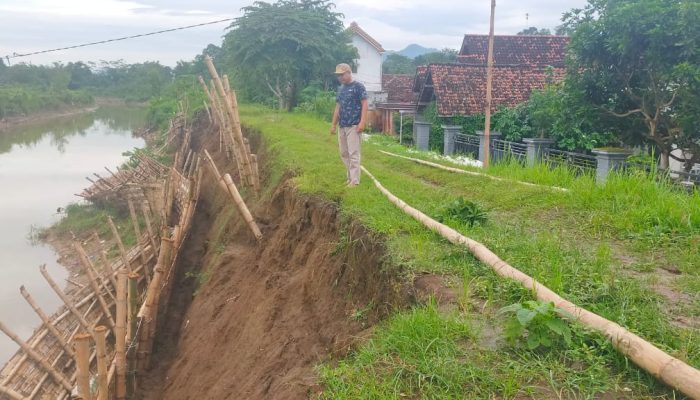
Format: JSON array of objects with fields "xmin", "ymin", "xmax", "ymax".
[{"xmin": 336, "ymin": 81, "xmax": 367, "ymax": 127}]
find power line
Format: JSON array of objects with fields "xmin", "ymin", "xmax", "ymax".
[{"xmin": 4, "ymin": 17, "xmax": 234, "ymax": 61}]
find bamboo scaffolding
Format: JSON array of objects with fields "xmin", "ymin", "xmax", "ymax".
[
  {"xmin": 361, "ymin": 165, "xmax": 700, "ymax": 399},
  {"xmin": 74, "ymin": 333, "xmax": 92, "ymax": 400},
  {"xmin": 74, "ymin": 243, "xmax": 115, "ymax": 330},
  {"xmin": 0, "ymin": 320, "xmax": 72, "ymax": 392},
  {"xmin": 115, "ymin": 270, "xmax": 127, "ymax": 400},
  {"xmin": 94, "ymin": 326, "xmax": 108, "ymax": 400},
  {"xmin": 204, "ymin": 56, "xmax": 254, "ymax": 185},
  {"xmin": 40, "ymin": 265, "xmax": 94, "ymax": 336},
  {"xmin": 202, "ymin": 149, "xmax": 262, "ymax": 240},
  {"xmin": 141, "ymin": 201, "xmax": 159, "ymax": 255},
  {"xmin": 126, "ymin": 272, "xmax": 139, "ymax": 396},
  {"xmin": 128, "ymin": 199, "xmax": 151, "ymax": 284},
  {"xmin": 0, "ymin": 384, "xmax": 27, "ymax": 400},
  {"xmin": 19, "ymin": 286, "xmax": 74, "ymax": 358}
]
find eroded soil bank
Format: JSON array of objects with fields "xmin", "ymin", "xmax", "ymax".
[{"xmin": 137, "ymin": 131, "xmax": 411, "ymax": 399}]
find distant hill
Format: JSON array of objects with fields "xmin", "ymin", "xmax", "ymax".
[{"xmin": 384, "ymin": 44, "xmax": 439, "ymax": 60}]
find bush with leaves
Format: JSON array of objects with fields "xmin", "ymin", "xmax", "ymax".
[
  {"xmin": 437, "ymin": 198, "xmax": 488, "ymax": 227},
  {"xmin": 499, "ymin": 300, "xmax": 573, "ymax": 350}
]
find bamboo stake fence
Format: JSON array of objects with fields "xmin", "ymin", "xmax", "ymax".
[
  {"xmin": 361, "ymin": 165, "xmax": 700, "ymax": 399},
  {"xmin": 0, "ymin": 108, "xmax": 203, "ymax": 399}
]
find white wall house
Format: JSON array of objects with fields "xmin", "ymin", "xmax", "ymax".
[{"xmin": 349, "ymin": 22, "xmax": 387, "ymax": 109}]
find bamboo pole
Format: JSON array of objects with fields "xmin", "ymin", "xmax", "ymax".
[
  {"xmin": 360, "ymin": 165, "xmax": 700, "ymax": 399},
  {"xmin": 95, "ymin": 233, "xmax": 118, "ymax": 290},
  {"xmin": 74, "ymin": 333, "xmax": 93, "ymax": 400},
  {"xmin": 115, "ymin": 269, "xmax": 127, "ymax": 400},
  {"xmin": 128, "ymin": 199, "xmax": 151, "ymax": 284},
  {"xmin": 40, "ymin": 265, "xmax": 94, "ymax": 336},
  {"xmin": 482, "ymin": 0, "xmax": 496, "ymax": 168},
  {"xmin": 202, "ymin": 149, "xmax": 262, "ymax": 240},
  {"xmin": 141, "ymin": 201, "xmax": 159, "ymax": 255},
  {"xmin": 108, "ymin": 217, "xmax": 132, "ymax": 272},
  {"xmin": 204, "ymin": 56, "xmax": 254, "ymax": 184},
  {"xmin": 75, "ymin": 243, "xmax": 116, "ymax": 330},
  {"xmin": 94, "ymin": 326, "xmax": 109, "ymax": 400},
  {"xmin": 127, "ymin": 272, "xmax": 139, "ymax": 396},
  {"xmin": 229, "ymin": 88, "xmax": 258, "ymax": 191},
  {"xmin": 0, "ymin": 320, "xmax": 73, "ymax": 391},
  {"xmin": 0, "ymin": 384, "xmax": 27, "ymax": 400},
  {"xmin": 203, "ymin": 100, "xmax": 212, "ymax": 123},
  {"xmin": 19, "ymin": 285, "xmax": 74, "ymax": 358},
  {"xmin": 378, "ymin": 150, "xmax": 568, "ymax": 192}
]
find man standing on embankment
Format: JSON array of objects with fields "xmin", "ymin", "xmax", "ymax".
[{"xmin": 330, "ymin": 63, "xmax": 368, "ymax": 187}]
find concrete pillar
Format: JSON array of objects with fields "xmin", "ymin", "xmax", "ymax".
[
  {"xmin": 476, "ymin": 130, "xmax": 501, "ymax": 164},
  {"xmin": 414, "ymin": 120, "xmax": 431, "ymax": 151},
  {"xmin": 592, "ymin": 148, "xmax": 632, "ymax": 184},
  {"xmin": 441, "ymin": 125, "xmax": 462, "ymax": 155},
  {"xmin": 523, "ymin": 138, "xmax": 555, "ymax": 166}
]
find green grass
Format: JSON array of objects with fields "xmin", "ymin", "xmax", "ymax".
[{"xmin": 240, "ymin": 105, "xmax": 699, "ymax": 399}]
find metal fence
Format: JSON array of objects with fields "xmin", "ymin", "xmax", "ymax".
[
  {"xmin": 492, "ymin": 139, "xmax": 527, "ymax": 163},
  {"xmin": 454, "ymin": 134, "xmax": 480, "ymax": 158},
  {"xmin": 544, "ymin": 148, "xmax": 597, "ymax": 174}
]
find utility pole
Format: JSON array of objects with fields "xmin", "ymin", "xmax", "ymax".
[{"xmin": 483, "ymin": 0, "xmax": 496, "ymax": 168}]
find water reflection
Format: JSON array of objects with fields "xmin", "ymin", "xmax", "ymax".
[{"xmin": 0, "ymin": 106, "xmax": 146, "ymax": 364}]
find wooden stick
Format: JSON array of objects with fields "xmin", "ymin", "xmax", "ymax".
[
  {"xmin": 95, "ymin": 232, "xmax": 118, "ymax": 290},
  {"xmin": 94, "ymin": 326, "xmax": 109, "ymax": 400},
  {"xmin": 128, "ymin": 199, "xmax": 151, "ymax": 284},
  {"xmin": 19, "ymin": 285, "xmax": 74, "ymax": 358},
  {"xmin": 223, "ymin": 174, "xmax": 263, "ymax": 241},
  {"xmin": 108, "ymin": 216, "xmax": 132, "ymax": 272},
  {"xmin": 0, "ymin": 320, "xmax": 73, "ymax": 391},
  {"xmin": 203, "ymin": 100, "xmax": 212, "ymax": 123},
  {"xmin": 115, "ymin": 269, "xmax": 127, "ymax": 400},
  {"xmin": 74, "ymin": 333, "xmax": 93, "ymax": 400},
  {"xmin": 75, "ymin": 242, "xmax": 116, "ymax": 330},
  {"xmin": 251, "ymin": 153, "xmax": 260, "ymax": 194},
  {"xmin": 360, "ymin": 165, "xmax": 700, "ymax": 399},
  {"xmin": 141, "ymin": 201, "xmax": 159, "ymax": 256},
  {"xmin": 40, "ymin": 265, "xmax": 94, "ymax": 336}
]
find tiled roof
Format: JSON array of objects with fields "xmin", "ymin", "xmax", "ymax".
[
  {"xmin": 412, "ymin": 65, "xmax": 429, "ymax": 93},
  {"xmin": 349, "ymin": 22, "xmax": 385, "ymax": 53},
  {"xmin": 458, "ymin": 34, "xmax": 570, "ymax": 67},
  {"xmin": 424, "ymin": 63, "xmax": 565, "ymax": 117},
  {"xmin": 382, "ymin": 74, "xmax": 416, "ymax": 104}
]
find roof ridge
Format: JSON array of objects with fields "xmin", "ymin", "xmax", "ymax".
[
  {"xmin": 349, "ymin": 21, "xmax": 385, "ymax": 53},
  {"xmin": 461, "ymin": 33, "xmax": 570, "ymax": 38}
]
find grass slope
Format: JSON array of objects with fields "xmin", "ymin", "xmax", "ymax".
[{"xmin": 241, "ymin": 105, "xmax": 699, "ymax": 399}]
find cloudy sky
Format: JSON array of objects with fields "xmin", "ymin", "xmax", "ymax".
[{"xmin": 0, "ymin": 0, "xmax": 589, "ymax": 66}]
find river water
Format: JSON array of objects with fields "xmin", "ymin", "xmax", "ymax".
[{"xmin": 0, "ymin": 107, "xmax": 146, "ymax": 364}]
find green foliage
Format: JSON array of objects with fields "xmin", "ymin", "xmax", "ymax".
[
  {"xmin": 500, "ymin": 301, "xmax": 573, "ymax": 350},
  {"xmin": 392, "ymin": 112, "xmax": 414, "ymax": 144},
  {"xmin": 517, "ymin": 26, "xmax": 553, "ymax": 35},
  {"xmin": 437, "ymin": 197, "xmax": 487, "ymax": 227},
  {"xmin": 383, "ymin": 49, "xmax": 458, "ymax": 74},
  {"xmin": 0, "ymin": 85, "xmax": 93, "ymax": 118},
  {"xmin": 222, "ymin": 0, "xmax": 355, "ymax": 111},
  {"xmin": 296, "ymin": 84, "xmax": 336, "ymax": 122},
  {"xmin": 564, "ymin": 0, "xmax": 700, "ymax": 165}
]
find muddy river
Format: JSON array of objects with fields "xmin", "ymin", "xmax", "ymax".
[{"xmin": 0, "ymin": 107, "xmax": 146, "ymax": 364}]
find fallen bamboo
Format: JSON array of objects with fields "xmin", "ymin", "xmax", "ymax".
[
  {"xmin": 19, "ymin": 285, "xmax": 74, "ymax": 358},
  {"xmin": 108, "ymin": 217, "xmax": 132, "ymax": 272},
  {"xmin": 40, "ymin": 265, "xmax": 94, "ymax": 336},
  {"xmin": 360, "ymin": 165, "xmax": 700, "ymax": 399},
  {"xmin": 94, "ymin": 326, "xmax": 109, "ymax": 400},
  {"xmin": 115, "ymin": 269, "xmax": 127, "ymax": 400},
  {"xmin": 0, "ymin": 384, "xmax": 27, "ymax": 400},
  {"xmin": 74, "ymin": 333, "xmax": 93, "ymax": 400},
  {"xmin": 128, "ymin": 199, "xmax": 151, "ymax": 284},
  {"xmin": 0, "ymin": 320, "xmax": 73, "ymax": 391},
  {"xmin": 75, "ymin": 243, "xmax": 115, "ymax": 330},
  {"xmin": 378, "ymin": 150, "xmax": 568, "ymax": 192}
]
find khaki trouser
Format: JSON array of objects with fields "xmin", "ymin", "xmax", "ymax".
[{"xmin": 338, "ymin": 125, "xmax": 361, "ymax": 184}]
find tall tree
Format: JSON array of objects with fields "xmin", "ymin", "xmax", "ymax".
[
  {"xmin": 565, "ymin": 0, "xmax": 700, "ymax": 169},
  {"xmin": 517, "ymin": 27, "xmax": 552, "ymax": 35},
  {"xmin": 413, "ymin": 49, "xmax": 458, "ymax": 65},
  {"xmin": 383, "ymin": 53, "xmax": 414, "ymax": 74},
  {"xmin": 222, "ymin": 0, "xmax": 356, "ymax": 111}
]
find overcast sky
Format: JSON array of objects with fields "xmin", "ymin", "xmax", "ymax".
[{"xmin": 0, "ymin": 0, "xmax": 589, "ymax": 67}]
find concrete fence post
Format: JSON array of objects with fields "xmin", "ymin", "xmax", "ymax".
[
  {"xmin": 523, "ymin": 138, "xmax": 555, "ymax": 166},
  {"xmin": 441, "ymin": 125, "xmax": 462, "ymax": 155},
  {"xmin": 592, "ymin": 148, "xmax": 632, "ymax": 184},
  {"xmin": 476, "ymin": 130, "xmax": 501, "ymax": 164},
  {"xmin": 413, "ymin": 119, "xmax": 431, "ymax": 151}
]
